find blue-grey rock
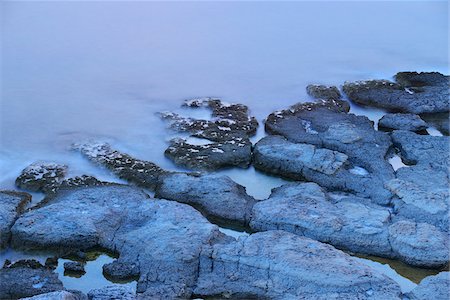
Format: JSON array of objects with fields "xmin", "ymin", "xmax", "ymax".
[
  {"xmin": 406, "ymin": 272, "xmax": 449, "ymax": 300},
  {"xmin": 63, "ymin": 261, "xmax": 85, "ymax": 273},
  {"xmin": 20, "ymin": 291, "xmax": 81, "ymax": 300},
  {"xmin": 307, "ymin": 84, "xmax": 343, "ymax": 101},
  {"xmin": 15, "ymin": 162, "xmax": 67, "ymax": 193},
  {"xmin": 378, "ymin": 113, "xmax": 427, "ymax": 132},
  {"xmin": 87, "ymin": 286, "xmax": 135, "ymax": 300},
  {"xmin": 194, "ymin": 231, "xmax": 402, "ymax": 300},
  {"xmin": 343, "ymin": 72, "xmax": 449, "ymax": 114},
  {"xmin": 0, "ymin": 190, "xmax": 31, "ymax": 248}
]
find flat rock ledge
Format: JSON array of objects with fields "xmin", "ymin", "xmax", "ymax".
[
  {"xmin": 342, "ymin": 72, "xmax": 449, "ymax": 114},
  {"xmin": 160, "ymin": 98, "xmax": 258, "ymax": 170},
  {"xmin": 378, "ymin": 113, "xmax": 428, "ymax": 133}
]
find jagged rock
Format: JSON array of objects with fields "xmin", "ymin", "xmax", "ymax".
[
  {"xmin": 264, "ymin": 99, "xmax": 394, "ymax": 204},
  {"xmin": 0, "ymin": 190, "xmax": 31, "ymax": 248},
  {"xmin": 20, "ymin": 291, "xmax": 82, "ymax": 300},
  {"xmin": 74, "ymin": 142, "xmax": 165, "ymax": 189},
  {"xmin": 253, "ymin": 136, "xmax": 392, "ymax": 202},
  {"xmin": 15, "ymin": 162, "xmax": 67, "ymax": 193},
  {"xmin": 165, "ymin": 137, "xmax": 251, "ymax": 170},
  {"xmin": 155, "ymin": 173, "xmax": 256, "ymax": 226},
  {"xmin": 63, "ymin": 261, "xmax": 85, "ymax": 273},
  {"xmin": 250, "ymin": 182, "xmax": 392, "ymax": 257},
  {"xmin": 406, "ymin": 272, "xmax": 449, "ymax": 300},
  {"xmin": 160, "ymin": 98, "xmax": 258, "ymax": 170},
  {"xmin": 387, "ymin": 131, "xmax": 449, "ymax": 231},
  {"xmin": 194, "ymin": 231, "xmax": 402, "ymax": 300},
  {"xmin": 378, "ymin": 113, "xmax": 428, "ymax": 132},
  {"xmin": 87, "ymin": 286, "xmax": 136, "ymax": 300},
  {"xmin": 0, "ymin": 260, "xmax": 64, "ymax": 299},
  {"xmin": 342, "ymin": 72, "xmax": 449, "ymax": 114},
  {"xmin": 388, "ymin": 221, "xmax": 448, "ymax": 268},
  {"xmin": 307, "ymin": 84, "xmax": 342, "ymax": 100},
  {"xmin": 10, "ymin": 185, "xmax": 222, "ymax": 299}
]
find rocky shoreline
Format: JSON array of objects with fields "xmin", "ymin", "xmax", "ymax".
[{"xmin": 0, "ymin": 71, "xmax": 449, "ymax": 299}]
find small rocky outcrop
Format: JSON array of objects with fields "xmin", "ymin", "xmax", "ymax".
[
  {"xmin": 160, "ymin": 98, "xmax": 258, "ymax": 170},
  {"xmin": 378, "ymin": 113, "xmax": 428, "ymax": 133},
  {"xmin": 87, "ymin": 286, "xmax": 136, "ymax": 300},
  {"xmin": 10, "ymin": 185, "xmax": 223, "ymax": 299},
  {"xmin": 0, "ymin": 260, "xmax": 64, "ymax": 299},
  {"xmin": 387, "ymin": 131, "xmax": 449, "ymax": 231},
  {"xmin": 264, "ymin": 99, "xmax": 394, "ymax": 205},
  {"xmin": 15, "ymin": 162, "xmax": 67, "ymax": 193},
  {"xmin": 0, "ymin": 190, "xmax": 31, "ymax": 248},
  {"xmin": 194, "ymin": 231, "xmax": 402, "ymax": 300},
  {"xmin": 74, "ymin": 142, "xmax": 165, "ymax": 189},
  {"xmin": 63, "ymin": 261, "xmax": 85, "ymax": 274},
  {"xmin": 343, "ymin": 72, "xmax": 449, "ymax": 114},
  {"xmin": 307, "ymin": 84, "xmax": 342, "ymax": 100},
  {"xmin": 155, "ymin": 172, "xmax": 256, "ymax": 226},
  {"xmin": 406, "ymin": 272, "xmax": 449, "ymax": 300}
]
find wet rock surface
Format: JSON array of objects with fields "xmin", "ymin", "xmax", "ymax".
[
  {"xmin": 0, "ymin": 260, "xmax": 64, "ymax": 299},
  {"xmin": 194, "ymin": 231, "xmax": 402, "ymax": 300},
  {"xmin": 63, "ymin": 261, "xmax": 85, "ymax": 274},
  {"xmin": 307, "ymin": 84, "xmax": 342, "ymax": 100},
  {"xmin": 16, "ymin": 162, "xmax": 68, "ymax": 193},
  {"xmin": 0, "ymin": 191, "xmax": 31, "ymax": 248},
  {"xmin": 10, "ymin": 185, "xmax": 222, "ymax": 299},
  {"xmin": 388, "ymin": 131, "xmax": 449, "ymax": 231},
  {"xmin": 160, "ymin": 98, "xmax": 258, "ymax": 170},
  {"xmin": 75, "ymin": 142, "xmax": 165, "ymax": 189},
  {"xmin": 155, "ymin": 173, "xmax": 256, "ymax": 226},
  {"xmin": 378, "ymin": 113, "xmax": 428, "ymax": 133},
  {"xmin": 343, "ymin": 72, "xmax": 449, "ymax": 114},
  {"xmin": 406, "ymin": 272, "xmax": 449, "ymax": 300}
]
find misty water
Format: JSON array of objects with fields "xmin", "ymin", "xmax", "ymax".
[{"xmin": 0, "ymin": 0, "xmax": 448, "ymax": 294}]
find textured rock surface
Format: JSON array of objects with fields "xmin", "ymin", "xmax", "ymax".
[
  {"xmin": 343, "ymin": 72, "xmax": 449, "ymax": 114},
  {"xmin": 0, "ymin": 190, "xmax": 31, "ymax": 248},
  {"xmin": 250, "ymin": 183, "xmax": 392, "ymax": 257},
  {"xmin": 15, "ymin": 162, "xmax": 68, "ymax": 193},
  {"xmin": 421, "ymin": 112, "xmax": 449, "ymax": 135},
  {"xmin": 378, "ymin": 113, "xmax": 427, "ymax": 132},
  {"xmin": 160, "ymin": 98, "xmax": 258, "ymax": 170},
  {"xmin": 388, "ymin": 131, "xmax": 449, "ymax": 231},
  {"xmin": 155, "ymin": 173, "xmax": 256, "ymax": 226},
  {"xmin": 0, "ymin": 260, "xmax": 64, "ymax": 299},
  {"xmin": 11, "ymin": 185, "xmax": 222, "ymax": 299},
  {"xmin": 75, "ymin": 142, "xmax": 165, "ymax": 189},
  {"xmin": 194, "ymin": 231, "xmax": 402, "ymax": 300},
  {"xmin": 388, "ymin": 221, "xmax": 448, "ymax": 268},
  {"xmin": 254, "ymin": 134, "xmax": 392, "ymax": 204},
  {"xmin": 21, "ymin": 291, "xmax": 82, "ymax": 300},
  {"xmin": 264, "ymin": 99, "xmax": 394, "ymax": 204},
  {"xmin": 63, "ymin": 261, "xmax": 85, "ymax": 273},
  {"xmin": 406, "ymin": 272, "xmax": 449, "ymax": 300},
  {"xmin": 87, "ymin": 286, "xmax": 136, "ymax": 300},
  {"xmin": 307, "ymin": 84, "xmax": 342, "ymax": 100}
]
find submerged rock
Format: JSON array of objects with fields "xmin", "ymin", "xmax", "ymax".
[
  {"xmin": 10, "ymin": 185, "xmax": 222, "ymax": 299},
  {"xmin": 307, "ymin": 84, "xmax": 342, "ymax": 101},
  {"xmin": 378, "ymin": 113, "xmax": 428, "ymax": 133},
  {"xmin": 388, "ymin": 131, "xmax": 449, "ymax": 231},
  {"xmin": 342, "ymin": 72, "xmax": 449, "ymax": 114},
  {"xmin": 406, "ymin": 272, "xmax": 449, "ymax": 300},
  {"xmin": 74, "ymin": 142, "xmax": 165, "ymax": 189},
  {"xmin": 15, "ymin": 162, "xmax": 67, "ymax": 193},
  {"xmin": 87, "ymin": 286, "xmax": 135, "ymax": 300},
  {"xmin": 194, "ymin": 231, "xmax": 402, "ymax": 300},
  {"xmin": 0, "ymin": 190, "xmax": 31, "ymax": 248},
  {"xmin": 160, "ymin": 98, "xmax": 258, "ymax": 170},
  {"xmin": 155, "ymin": 173, "xmax": 256, "ymax": 226},
  {"xmin": 0, "ymin": 260, "xmax": 64, "ymax": 299}
]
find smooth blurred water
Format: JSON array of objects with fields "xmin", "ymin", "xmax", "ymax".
[{"xmin": 1, "ymin": 1, "xmax": 448, "ymax": 195}]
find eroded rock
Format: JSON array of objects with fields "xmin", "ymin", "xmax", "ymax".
[
  {"xmin": 378, "ymin": 113, "xmax": 428, "ymax": 133},
  {"xmin": 406, "ymin": 272, "xmax": 449, "ymax": 300},
  {"xmin": 21, "ymin": 291, "xmax": 82, "ymax": 300},
  {"xmin": 87, "ymin": 286, "xmax": 135, "ymax": 300},
  {"xmin": 15, "ymin": 162, "xmax": 67, "ymax": 193},
  {"xmin": 307, "ymin": 84, "xmax": 342, "ymax": 100},
  {"xmin": 194, "ymin": 231, "xmax": 402, "ymax": 300},
  {"xmin": 343, "ymin": 72, "xmax": 449, "ymax": 114},
  {"xmin": 0, "ymin": 190, "xmax": 31, "ymax": 248}
]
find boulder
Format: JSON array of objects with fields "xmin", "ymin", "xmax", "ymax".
[
  {"xmin": 342, "ymin": 72, "xmax": 449, "ymax": 114},
  {"xmin": 307, "ymin": 84, "xmax": 342, "ymax": 101},
  {"xmin": 155, "ymin": 173, "xmax": 256, "ymax": 226},
  {"xmin": 63, "ymin": 261, "xmax": 85, "ymax": 274},
  {"xmin": 0, "ymin": 260, "xmax": 64, "ymax": 299},
  {"xmin": 406, "ymin": 272, "xmax": 449, "ymax": 300},
  {"xmin": 194, "ymin": 231, "xmax": 402, "ymax": 300},
  {"xmin": 10, "ymin": 185, "xmax": 222, "ymax": 299},
  {"xmin": 378, "ymin": 113, "xmax": 427, "ymax": 132},
  {"xmin": 0, "ymin": 190, "xmax": 31, "ymax": 248},
  {"xmin": 15, "ymin": 162, "xmax": 67, "ymax": 193}
]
